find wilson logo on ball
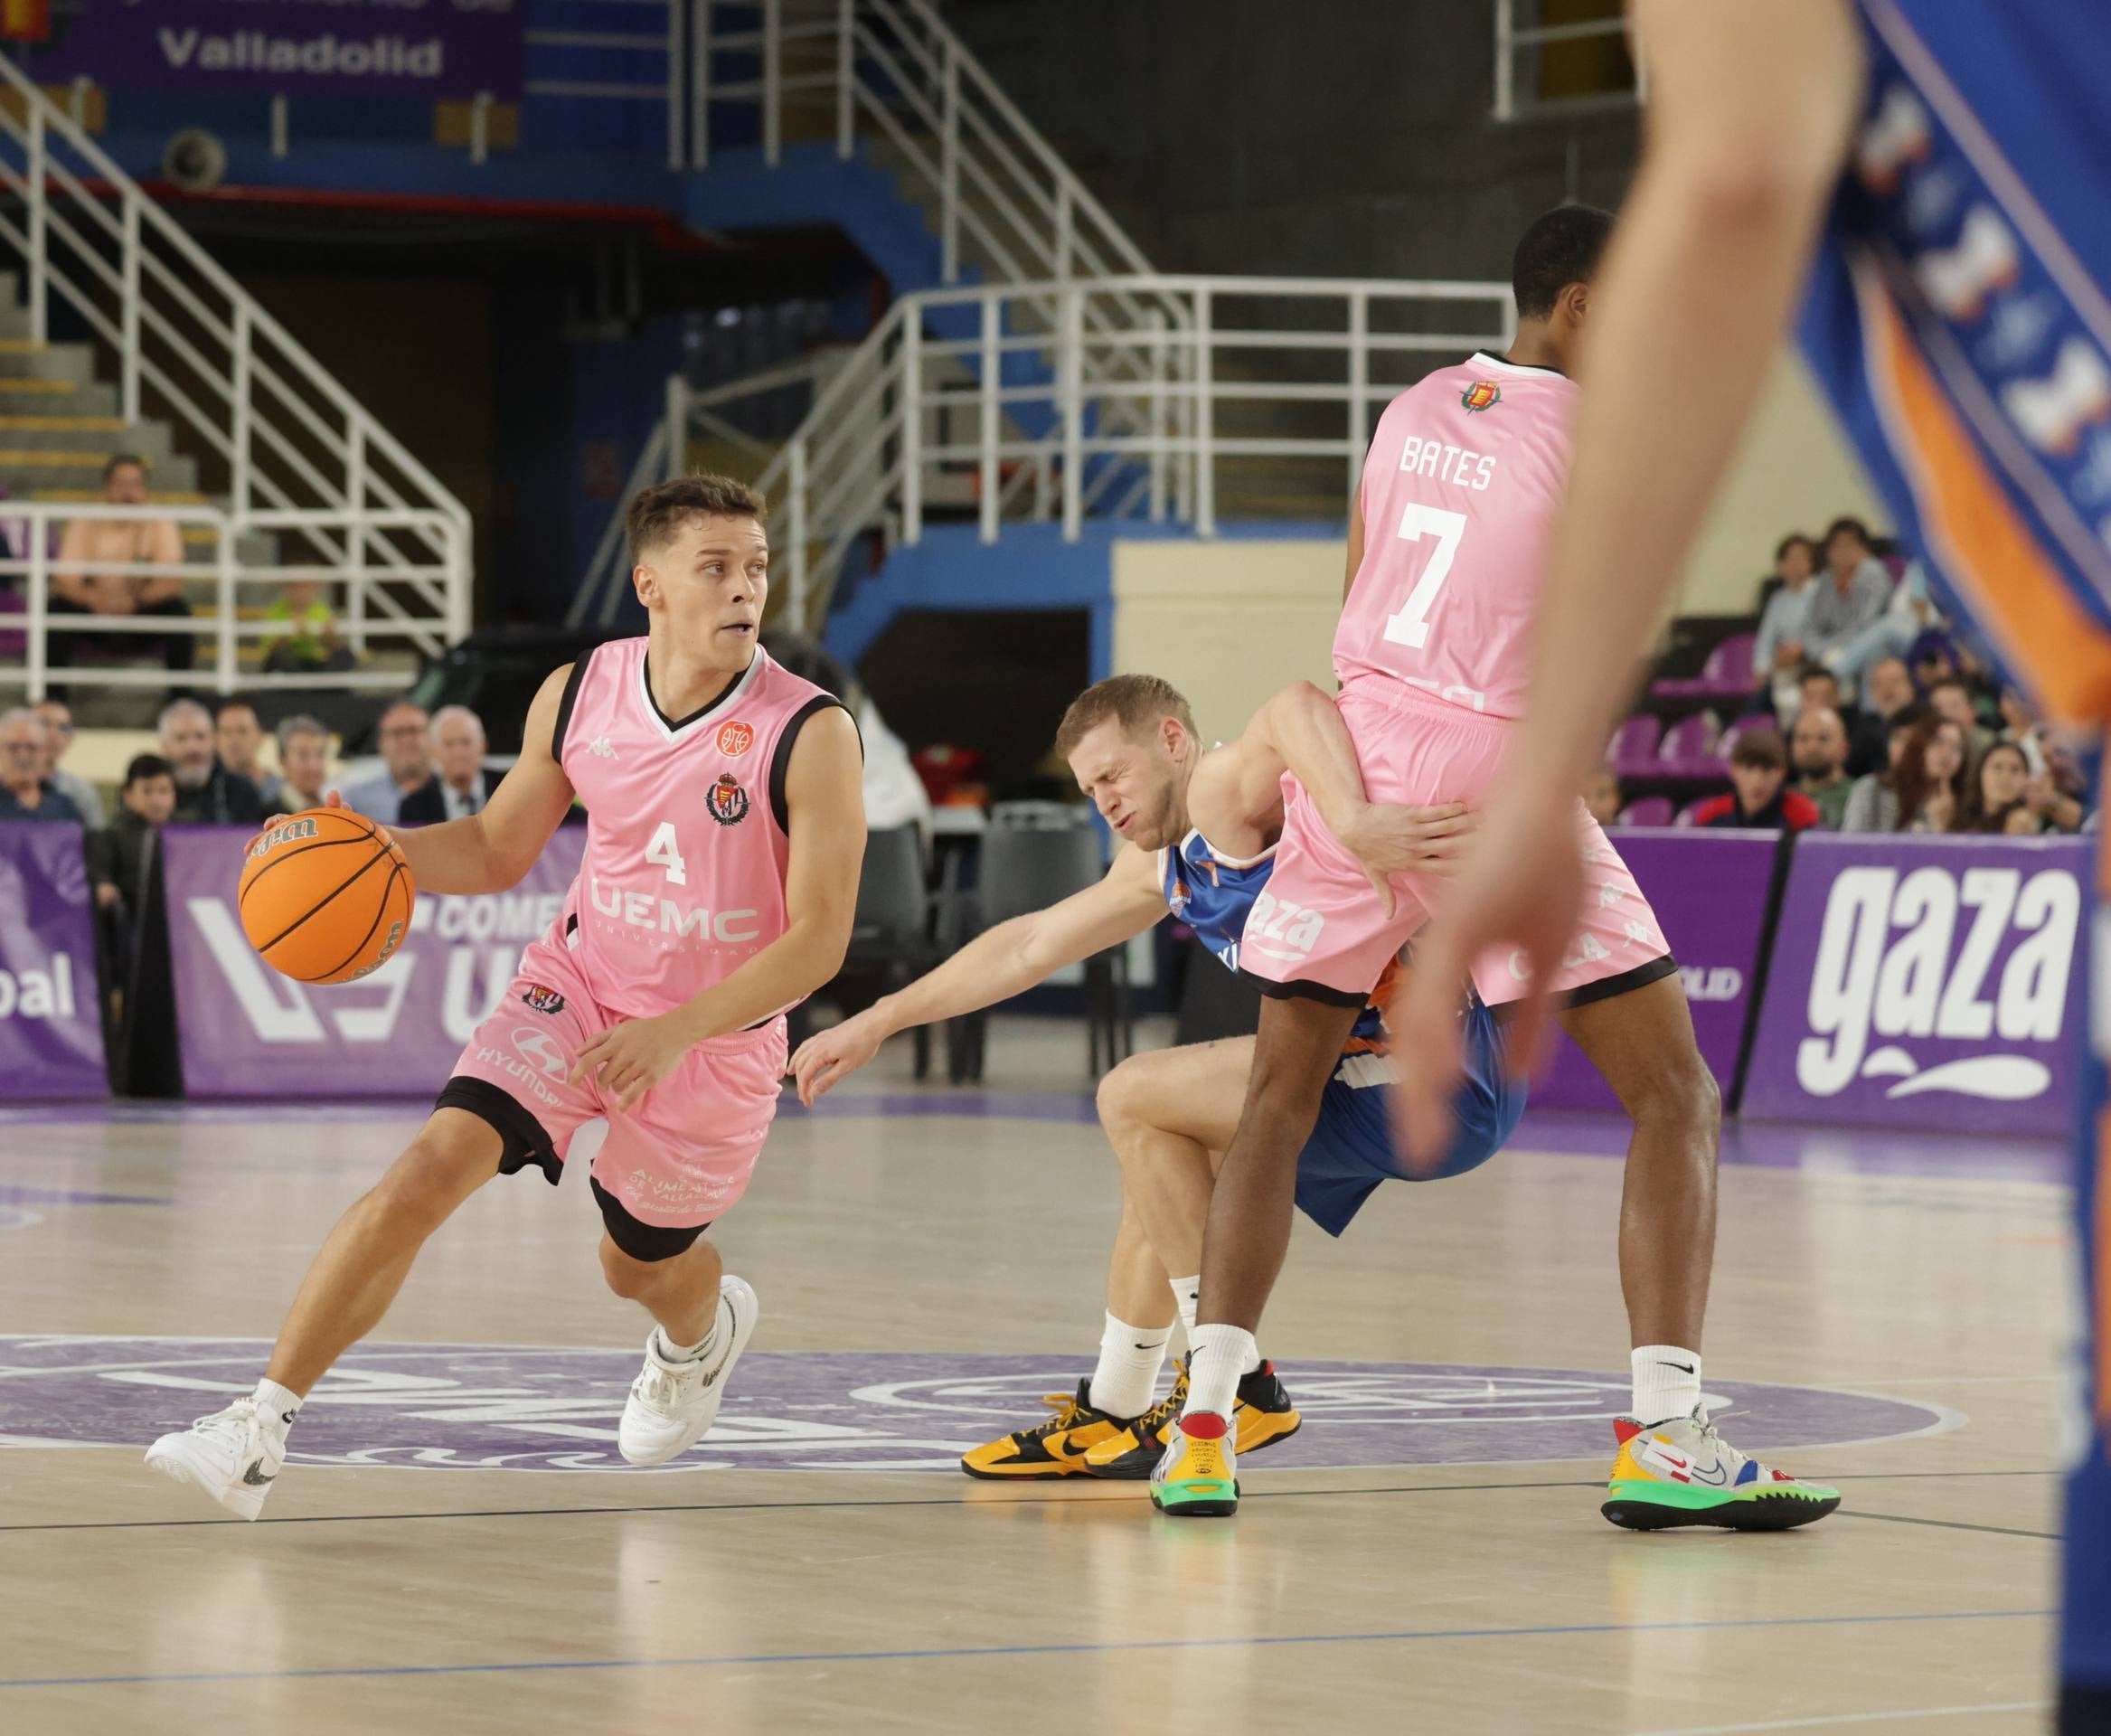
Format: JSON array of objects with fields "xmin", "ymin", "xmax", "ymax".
[{"xmin": 249, "ymin": 816, "xmax": 319, "ymax": 857}]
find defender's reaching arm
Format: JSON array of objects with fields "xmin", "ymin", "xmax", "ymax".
[{"xmin": 789, "ymin": 844, "xmax": 1168, "ymax": 1104}]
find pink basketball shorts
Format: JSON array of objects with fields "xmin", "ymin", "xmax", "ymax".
[
  {"xmin": 1239, "ymin": 678, "xmax": 1675, "ymax": 1009},
  {"xmin": 441, "ymin": 932, "xmax": 787, "ymax": 1238}
]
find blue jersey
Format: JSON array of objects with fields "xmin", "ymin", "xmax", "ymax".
[
  {"xmin": 1158, "ymin": 828, "xmax": 1389, "ymax": 1058},
  {"xmin": 1797, "ymin": 1, "xmax": 2110, "ymax": 1703}
]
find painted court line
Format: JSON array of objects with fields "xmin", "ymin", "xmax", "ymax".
[
  {"xmin": 1633, "ymin": 1700, "xmax": 2046, "ymax": 1734},
  {"xmin": 0, "ymin": 1609, "xmax": 2052, "ymax": 1691}
]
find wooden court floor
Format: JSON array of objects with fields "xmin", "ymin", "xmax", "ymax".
[{"xmin": 0, "ymin": 1021, "xmax": 2069, "ymax": 1735}]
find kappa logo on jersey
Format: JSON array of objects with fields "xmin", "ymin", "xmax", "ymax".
[
  {"xmin": 707, "ymin": 773, "xmax": 751, "ymax": 826},
  {"xmin": 1797, "ymin": 863, "xmax": 2079, "ymax": 1102},
  {"xmin": 716, "ymin": 720, "xmax": 755, "ymax": 758},
  {"xmin": 1460, "ymin": 379, "xmax": 1502, "ymax": 413},
  {"xmin": 521, "ymin": 983, "xmax": 567, "ymax": 1015},
  {"xmin": 585, "ymin": 735, "xmax": 617, "ymax": 760},
  {"xmin": 249, "ymin": 816, "xmax": 319, "ymax": 857}
]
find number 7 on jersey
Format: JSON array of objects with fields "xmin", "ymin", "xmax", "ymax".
[{"xmin": 1381, "ymin": 503, "xmax": 1466, "ymax": 649}]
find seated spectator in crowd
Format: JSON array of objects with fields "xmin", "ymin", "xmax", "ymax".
[
  {"xmin": 1824, "ymin": 557, "xmax": 1942, "ymax": 693},
  {"xmin": 158, "ymin": 697, "xmax": 265, "ymax": 826},
  {"xmin": 86, "ymin": 753, "xmax": 176, "ymax": 910},
  {"xmin": 212, "ymin": 699, "xmax": 281, "ymax": 809},
  {"xmin": 1795, "ymin": 664, "xmax": 1887, "ymax": 777},
  {"xmin": 1789, "ymin": 707, "xmax": 1854, "ymax": 828},
  {"xmin": 1584, "ymin": 762, "xmax": 1624, "ymax": 829},
  {"xmin": 1691, "ymin": 729, "xmax": 1821, "ymax": 833},
  {"xmin": 0, "ymin": 707, "xmax": 84, "ymax": 821},
  {"xmin": 1862, "ymin": 656, "xmax": 1918, "ymax": 729},
  {"xmin": 340, "ymin": 702, "xmax": 431, "ymax": 825},
  {"xmin": 1962, "ymin": 741, "xmax": 2039, "ymax": 835},
  {"xmin": 49, "ymin": 455, "xmax": 192, "ymax": 684},
  {"xmin": 1755, "ymin": 533, "xmax": 1819, "ymax": 716},
  {"xmin": 1842, "ymin": 711, "xmax": 1969, "ymax": 835},
  {"xmin": 274, "ymin": 714, "xmax": 333, "ymax": 814},
  {"xmin": 1908, "ymin": 628, "xmax": 1962, "ymax": 697},
  {"xmin": 1801, "ymin": 516, "xmax": 1894, "ymax": 672},
  {"xmin": 261, "ymin": 580, "xmax": 355, "ymax": 675},
  {"xmin": 1926, "ymin": 675, "xmax": 1994, "ymax": 756},
  {"xmin": 33, "ymin": 696, "xmax": 103, "ymax": 827},
  {"xmin": 398, "ymin": 705, "xmax": 492, "ymax": 823},
  {"xmin": 1999, "ymin": 685, "xmax": 2051, "ymax": 778}
]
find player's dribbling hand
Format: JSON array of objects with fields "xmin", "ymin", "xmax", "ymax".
[
  {"xmin": 1330, "ymin": 800, "xmax": 1474, "ymax": 918},
  {"xmin": 787, "ymin": 1012, "xmax": 885, "ymax": 1107},
  {"xmin": 571, "ymin": 1013, "xmax": 691, "ymax": 1113},
  {"xmin": 1391, "ymin": 796, "xmax": 1582, "ymax": 1174}
]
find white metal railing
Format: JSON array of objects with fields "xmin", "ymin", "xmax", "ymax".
[
  {"xmin": 1493, "ymin": 0, "xmax": 1645, "ymax": 122},
  {"xmin": 0, "ymin": 50, "xmax": 473, "ymax": 685},
  {"xmin": 5, "ymin": 503, "xmax": 469, "ymax": 699},
  {"xmin": 526, "ymin": 0, "xmax": 690, "ymax": 169},
  {"xmin": 573, "ymin": 274, "xmax": 1513, "ymax": 632}
]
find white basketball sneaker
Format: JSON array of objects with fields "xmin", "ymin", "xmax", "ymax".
[
  {"xmin": 145, "ymin": 1396, "xmax": 292, "ymax": 1521},
  {"xmin": 617, "ymin": 1275, "xmax": 759, "ymax": 1467}
]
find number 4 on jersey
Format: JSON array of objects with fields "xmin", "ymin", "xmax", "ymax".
[
  {"xmin": 645, "ymin": 821, "xmax": 688, "ymax": 886},
  {"xmin": 1381, "ymin": 503, "xmax": 1467, "ymax": 649}
]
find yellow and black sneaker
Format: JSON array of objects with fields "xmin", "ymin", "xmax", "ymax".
[
  {"xmin": 958, "ymin": 1379, "xmax": 1134, "ymax": 1480},
  {"xmin": 1086, "ymin": 1359, "xmax": 1302, "ymax": 1479}
]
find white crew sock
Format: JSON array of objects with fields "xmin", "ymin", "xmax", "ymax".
[
  {"xmin": 1631, "ymin": 1345, "xmax": 1702, "ymax": 1426},
  {"xmin": 1183, "ymin": 1325, "xmax": 1260, "ymax": 1422},
  {"xmin": 1168, "ymin": 1276, "xmax": 1201, "ymax": 1345},
  {"xmin": 655, "ymin": 1319, "xmax": 720, "ymax": 1364},
  {"xmin": 1088, "ymin": 1315, "xmax": 1171, "ymax": 1420},
  {"xmin": 252, "ymin": 1378, "xmax": 302, "ymax": 1436}
]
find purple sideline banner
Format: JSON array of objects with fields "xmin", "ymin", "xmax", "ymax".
[
  {"xmin": 35, "ymin": 0, "xmax": 523, "ymax": 102},
  {"xmin": 1529, "ymin": 829, "xmax": 1776, "ymax": 1113},
  {"xmin": 0, "ymin": 822, "xmax": 107, "ymax": 1098},
  {"xmin": 1742, "ymin": 833, "xmax": 2087, "ymax": 1137},
  {"xmin": 165, "ymin": 824, "xmax": 583, "ymax": 1098}
]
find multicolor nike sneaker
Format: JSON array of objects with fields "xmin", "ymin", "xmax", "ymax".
[
  {"xmin": 1087, "ymin": 1360, "xmax": 1302, "ymax": 1478},
  {"xmin": 1150, "ymin": 1410, "xmax": 1238, "ymax": 1517},
  {"xmin": 958, "ymin": 1379, "xmax": 1132, "ymax": 1480},
  {"xmin": 1603, "ymin": 1406, "xmax": 1842, "ymax": 1532}
]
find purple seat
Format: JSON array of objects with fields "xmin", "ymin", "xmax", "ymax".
[
  {"xmin": 1673, "ymin": 797, "xmax": 1716, "ymax": 826},
  {"xmin": 1716, "ymin": 712, "xmax": 1777, "ymax": 760},
  {"xmin": 1607, "ymin": 713, "xmax": 1662, "ymax": 777},
  {"xmin": 1652, "ymin": 632, "xmax": 1759, "ymax": 701},
  {"xmin": 1616, "ymin": 796, "xmax": 1673, "ymax": 827},
  {"xmin": 1657, "ymin": 710, "xmax": 1722, "ymax": 777}
]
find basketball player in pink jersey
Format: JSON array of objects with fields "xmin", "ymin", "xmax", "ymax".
[
  {"xmin": 145, "ymin": 474, "xmax": 865, "ymax": 1517},
  {"xmin": 1159, "ymin": 211, "xmax": 1839, "ymax": 1530}
]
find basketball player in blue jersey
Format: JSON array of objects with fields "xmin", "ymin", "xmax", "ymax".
[
  {"xmin": 791, "ymin": 673, "xmax": 1521, "ymax": 1481},
  {"xmin": 1388, "ymin": 3, "xmax": 2110, "ymax": 1722}
]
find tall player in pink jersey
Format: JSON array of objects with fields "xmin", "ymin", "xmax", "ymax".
[
  {"xmin": 145, "ymin": 474, "xmax": 865, "ymax": 1518},
  {"xmin": 1157, "ymin": 212, "xmax": 1839, "ymax": 1531}
]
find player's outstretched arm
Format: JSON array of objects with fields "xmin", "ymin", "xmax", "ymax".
[
  {"xmin": 574, "ymin": 705, "xmax": 865, "ymax": 1110},
  {"xmin": 1206, "ymin": 679, "xmax": 1472, "ymax": 914},
  {"xmin": 382, "ymin": 664, "xmax": 580, "ymax": 896},
  {"xmin": 789, "ymin": 844, "xmax": 1166, "ymax": 1105},
  {"xmin": 1392, "ymin": 0, "xmax": 1863, "ymax": 1164}
]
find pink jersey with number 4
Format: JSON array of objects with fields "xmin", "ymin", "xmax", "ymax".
[
  {"xmin": 551, "ymin": 637, "xmax": 841, "ymax": 1021},
  {"xmin": 1334, "ymin": 352, "xmax": 1579, "ymax": 719}
]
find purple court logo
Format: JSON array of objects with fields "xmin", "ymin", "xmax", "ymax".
[{"xmin": 0, "ymin": 1338, "xmax": 1953, "ymax": 1475}]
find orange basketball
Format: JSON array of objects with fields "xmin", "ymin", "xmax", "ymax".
[{"xmin": 238, "ymin": 807, "xmax": 417, "ymax": 986}]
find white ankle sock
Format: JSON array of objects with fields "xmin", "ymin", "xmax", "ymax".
[
  {"xmin": 1183, "ymin": 1325, "xmax": 1258, "ymax": 1421},
  {"xmin": 1088, "ymin": 1315, "xmax": 1171, "ymax": 1419},
  {"xmin": 1631, "ymin": 1345, "xmax": 1702, "ymax": 1425},
  {"xmin": 1168, "ymin": 1276, "xmax": 1201, "ymax": 1345},
  {"xmin": 251, "ymin": 1378, "xmax": 301, "ymax": 1435},
  {"xmin": 656, "ymin": 1321, "xmax": 719, "ymax": 1364}
]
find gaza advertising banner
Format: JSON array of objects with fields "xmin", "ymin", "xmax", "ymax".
[
  {"xmin": 165, "ymin": 824, "xmax": 583, "ymax": 1098},
  {"xmin": 0, "ymin": 822, "xmax": 107, "ymax": 1099},
  {"xmin": 1740, "ymin": 834, "xmax": 2087, "ymax": 1137},
  {"xmin": 1530, "ymin": 829, "xmax": 1777, "ymax": 1113},
  {"xmin": 33, "ymin": 0, "xmax": 523, "ymax": 102}
]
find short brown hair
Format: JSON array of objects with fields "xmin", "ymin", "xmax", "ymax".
[
  {"xmin": 1729, "ymin": 726, "xmax": 1786, "ymax": 772},
  {"xmin": 626, "ymin": 471, "xmax": 767, "ymax": 564},
  {"xmin": 1053, "ymin": 674, "xmax": 1197, "ymax": 760}
]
